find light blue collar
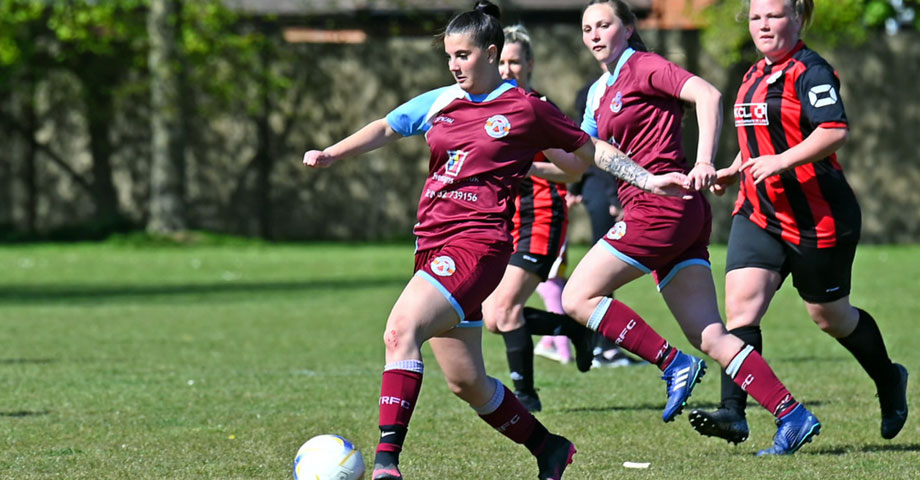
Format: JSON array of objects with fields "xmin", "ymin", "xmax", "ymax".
[
  {"xmin": 606, "ymin": 47, "xmax": 636, "ymax": 87},
  {"xmin": 466, "ymin": 79, "xmax": 516, "ymax": 103}
]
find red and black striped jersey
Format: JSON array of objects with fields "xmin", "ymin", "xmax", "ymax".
[
  {"xmin": 511, "ymin": 150, "xmax": 568, "ymax": 256},
  {"xmin": 733, "ymin": 42, "xmax": 860, "ymax": 248}
]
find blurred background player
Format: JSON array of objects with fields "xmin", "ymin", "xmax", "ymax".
[
  {"xmin": 483, "ymin": 23, "xmax": 594, "ymax": 413},
  {"xmin": 533, "ymin": 244, "xmax": 573, "ymax": 366}
]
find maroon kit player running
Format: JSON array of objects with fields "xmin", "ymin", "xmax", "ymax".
[
  {"xmin": 690, "ymin": 0, "xmax": 909, "ymax": 449},
  {"xmin": 545, "ymin": 0, "xmax": 820, "ymax": 455},
  {"xmin": 303, "ymin": 2, "xmax": 689, "ymax": 478}
]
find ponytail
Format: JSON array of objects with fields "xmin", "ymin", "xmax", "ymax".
[{"xmin": 439, "ymin": 0, "xmax": 504, "ymax": 52}]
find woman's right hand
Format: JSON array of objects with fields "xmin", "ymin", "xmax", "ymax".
[{"xmin": 303, "ymin": 150, "xmax": 336, "ymax": 168}]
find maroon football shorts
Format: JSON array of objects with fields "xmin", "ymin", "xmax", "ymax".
[
  {"xmin": 599, "ymin": 192, "xmax": 712, "ymax": 289},
  {"xmin": 414, "ymin": 237, "xmax": 512, "ymax": 325}
]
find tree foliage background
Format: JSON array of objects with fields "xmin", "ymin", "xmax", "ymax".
[{"xmin": 0, "ymin": 0, "xmax": 917, "ymax": 242}]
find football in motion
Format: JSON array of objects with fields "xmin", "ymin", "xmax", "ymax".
[{"xmin": 293, "ymin": 434, "xmax": 365, "ymax": 480}]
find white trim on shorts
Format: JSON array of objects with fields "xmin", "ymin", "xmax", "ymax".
[
  {"xmin": 414, "ymin": 270, "xmax": 484, "ymax": 328},
  {"xmin": 598, "ymin": 239, "xmax": 711, "ymax": 291},
  {"xmin": 656, "ymin": 259, "xmax": 711, "ymax": 291},
  {"xmin": 598, "ymin": 239, "xmax": 651, "ymax": 274}
]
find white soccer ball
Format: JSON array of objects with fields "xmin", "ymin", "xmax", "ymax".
[{"xmin": 293, "ymin": 434, "xmax": 365, "ymax": 480}]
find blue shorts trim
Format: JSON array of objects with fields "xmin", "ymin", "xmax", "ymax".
[
  {"xmin": 599, "ymin": 239, "xmax": 651, "ymax": 274},
  {"xmin": 656, "ymin": 259, "xmax": 711, "ymax": 291},
  {"xmin": 416, "ymin": 270, "xmax": 481, "ymax": 326}
]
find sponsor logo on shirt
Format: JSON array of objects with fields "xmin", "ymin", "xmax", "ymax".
[
  {"xmin": 433, "ymin": 115, "xmax": 455, "ymax": 125},
  {"xmin": 430, "ymin": 256, "xmax": 456, "ymax": 277},
  {"xmin": 606, "ymin": 221, "xmax": 627, "ymax": 240},
  {"xmin": 445, "ymin": 150, "xmax": 468, "ymax": 176},
  {"xmin": 766, "ymin": 70, "xmax": 784, "ymax": 85},
  {"xmin": 484, "ymin": 114, "xmax": 511, "ymax": 138},
  {"xmin": 808, "ymin": 84, "xmax": 838, "ymax": 108},
  {"xmin": 610, "ymin": 91, "xmax": 624, "ymax": 113},
  {"xmin": 734, "ymin": 103, "xmax": 769, "ymax": 126}
]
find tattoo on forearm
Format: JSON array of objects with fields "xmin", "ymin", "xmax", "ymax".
[{"xmin": 597, "ymin": 149, "xmax": 650, "ymax": 191}]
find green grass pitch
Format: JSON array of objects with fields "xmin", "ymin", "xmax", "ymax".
[{"xmin": 0, "ymin": 241, "xmax": 917, "ymax": 479}]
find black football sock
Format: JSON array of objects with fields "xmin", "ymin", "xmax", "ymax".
[
  {"xmin": 522, "ymin": 306, "xmax": 584, "ymax": 337},
  {"xmin": 836, "ymin": 308, "xmax": 898, "ymax": 387},
  {"xmin": 721, "ymin": 326, "xmax": 762, "ymax": 415},
  {"xmin": 503, "ymin": 326, "xmax": 535, "ymax": 393}
]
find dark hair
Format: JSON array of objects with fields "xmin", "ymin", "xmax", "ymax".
[
  {"xmin": 439, "ymin": 1, "xmax": 504, "ymax": 53},
  {"xmin": 583, "ymin": 0, "xmax": 648, "ymax": 52}
]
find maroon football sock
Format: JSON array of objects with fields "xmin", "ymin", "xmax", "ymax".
[
  {"xmin": 591, "ymin": 298, "xmax": 671, "ymax": 368},
  {"xmin": 726, "ymin": 346, "xmax": 799, "ymax": 418},
  {"xmin": 376, "ymin": 363, "xmax": 423, "ymax": 456},
  {"xmin": 476, "ymin": 379, "xmax": 549, "ymax": 455}
]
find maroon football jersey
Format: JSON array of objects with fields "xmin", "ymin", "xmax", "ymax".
[
  {"xmin": 387, "ymin": 81, "xmax": 589, "ymax": 251},
  {"xmin": 583, "ymin": 49, "xmax": 694, "ymax": 207}
]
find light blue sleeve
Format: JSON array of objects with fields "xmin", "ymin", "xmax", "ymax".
[
  {"xmin": 580, "ymin": 80, "xmax": 601, "ymax": 138},
  {"xmin": 386, "ymin": 86, "xmax": 454, "ymax": 137}
]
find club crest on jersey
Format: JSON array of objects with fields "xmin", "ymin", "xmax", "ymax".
[
  {"xmin": 606, "ymin": 221, "xmax": 627, "ymax": 240},
  {"xmin": 445, "ymin": 150, "xmax": 469, "ymax": 177},
  {"xmin": 610, "ymin": 91, "xmax": 624, "ymax": 113},
  {"xmin": 734, "ymin": 103, "xmax": 768, "ymax": 126},
  {"xmin": 430, "ymin": 256, "xmax": 456, "ymax": 277},
  {"xmin": 484, "ymin": 115, "xmax": 511, "ymax": 138}
]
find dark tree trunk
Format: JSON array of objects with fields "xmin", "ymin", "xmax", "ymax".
[
  {"xmin": 84, "ymin": 84, "xmax": 122, "ymax": 231},
  {"xmin": 147, "ymin": 0, "xmax": 187, "ymax": 234},
  {"xmin": 255, "ymin": 41, "xmax": 274, "ymax": 240}
]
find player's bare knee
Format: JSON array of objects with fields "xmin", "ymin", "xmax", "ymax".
[
  {"xmin": 560, "ymin": 290, "xmax": 585, "ymax": 322},
  {"xmin": 382, "ymin": 315, "xmax": 416, "ymax": 354},
  {"xmin": 444, "ymin": 376, "xmax": 477, "ymax": 401}
]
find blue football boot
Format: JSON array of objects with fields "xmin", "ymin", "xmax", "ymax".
[
  {"xmin": 756, "ymin": 404, "xmax": 821, "ymax": 456},
  {"xmin": 661, "ymin": 351, "xmax": 706, "ymax": 422}
]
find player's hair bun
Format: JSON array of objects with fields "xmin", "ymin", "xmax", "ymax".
[{"xmin": 474, "ymin": 1, "xmax": 501, "ymax": 20}]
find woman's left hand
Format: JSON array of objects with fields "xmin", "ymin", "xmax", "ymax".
[{"xmin": 687, "ymin": 162, "xmax": 717, "ymax": 191}]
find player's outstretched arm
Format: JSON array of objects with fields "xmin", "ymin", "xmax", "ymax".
[
  {"xmin": 578, "ymin": 139, "xmax": 691, "ymax": 198},
  {"xmin": 303, "ymin": 118, "xmax": 401, "ymax": 168}
]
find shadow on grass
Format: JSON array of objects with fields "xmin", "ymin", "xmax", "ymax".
[
  {"xmin": 774, "ymin": 355, "xmax": 851, "ymax": 363},
  {"xmin": 0, "ymin": 410, "xmax": 50, "ymax": 418},
  {"xmin": 562, "ymin": 399, "xmax": 833, "ymax": 414},
  {"xmin": 0, "ymin": 358, "xmax": 57, "ymax": 365},
  {"xmin": 0, "ymin": 276, "xmax": 407, "ymax": 305},
  {"xmin": 804, "ymin": 442, "xmax": 920, "ymax": 455}
]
